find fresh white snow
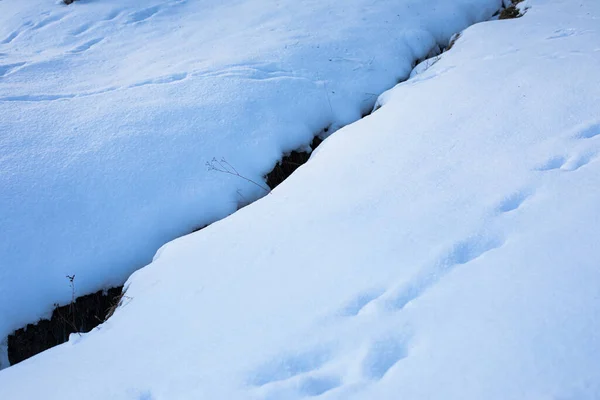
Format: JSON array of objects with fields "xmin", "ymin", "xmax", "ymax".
[
  {"xmin": 0, "ymin": 0, "xmax": 502, "ymax": 344},
  {"xmin": 1, "ymin": 0, "xmax": 600, "ymax": 398}
]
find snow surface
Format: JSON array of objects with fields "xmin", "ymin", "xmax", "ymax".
[
  {"xmin": 0, "ymin": 0, "xmax": 502, "ymax": 343},
  {"xmin": 1, "ymin": 0, "xmax": 600, "ymax": 398}
]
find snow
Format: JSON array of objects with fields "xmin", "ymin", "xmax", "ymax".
[
  {"xmin": 2, "ymin": 0, "xmax": 600, "ymax": 398},
  {"xmin": 0, "ymin": 0, "xmax": 502, "ymax": 344}
]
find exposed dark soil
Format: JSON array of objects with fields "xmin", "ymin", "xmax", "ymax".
[
  {"xmin": 265, "ymin": 134, "xmax": 324, "ymax": 190},
  {"xmin": 499, "ymin": 6, "xmax": 521, "ymax": 19},
  {"xmin": 7, "ymin": 286, "xmax": 123, "ymax": 366},
  {"xmin": 499, "ymin": 0, "xmax": 524, "ymax": 19}
]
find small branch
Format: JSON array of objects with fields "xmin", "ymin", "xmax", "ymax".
[
  {"xmin": 220, "ymin": 159, "xmax": 239, "ymax": 175},
  {"xmin": 66, "ymin": 275, "xmax": 77, "ymax": 332},
  {"xmin": 105, "ymin": 292, "xmax": 133, "ymax": 321},
  {"xmin": 53, "ymin": 303, "xmax": 80, "ymax": 337},
  {"xmin": 206, "ymin": 157, "xmax": 271, "ymax": 193}
]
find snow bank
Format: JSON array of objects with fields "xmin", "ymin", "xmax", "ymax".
[
  {"xmin": 0, "ymin": 0, "xmax": 501, "ymax": 341},
  {"xmin": 1, "ymin": 0, "xmax": 599, "ymax": 398}
]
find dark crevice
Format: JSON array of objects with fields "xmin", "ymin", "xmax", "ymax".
[
  {"xmin": 499, "ymin": 5, "xmax": 521, "ymax": 19},
  {"xmin": 7, "ymin": 286, "xmax": 124, "ymax": 366},
  {"xmin": 265, "ymin": 150, "xmax": 311, "ymax": 190},
  {"xmin": 191, "ymin": 223, "xmax": 209, "ymax": 233},
  {"xmin": 265, "ymin": 133, "xmax": 325, "ymax": 190},
  {"xmin": 499, "ymin": 0, "xmax": 525, "ymax": 19}
]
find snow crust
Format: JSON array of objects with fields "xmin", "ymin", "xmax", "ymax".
[
  {"xmin": 1, "ymin": 0, "xmax": 600, "ymax": 398},
  {"xmin": 0, "ymin": 0, "xmax": 501, "ymax": 341}
]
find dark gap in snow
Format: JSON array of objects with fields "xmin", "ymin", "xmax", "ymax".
[
  {"xmin": 264, "ymin": 134, "xmax": 324, "ymax": 190},
  {"xmin": 311, "ymin": 134, "xmax": 325, "ymax": 149},
  {"xmin": 7, "ymin": 286, "xmax": 124, "ymax": 366},
  {"xmin": 444, "ymin": 32, "xmax": 462, "ymax": 52},
  {"xmin": 498, "ymin": 0, "xmax": 524, "ymax": 19},
  {"xmin": 191, "ymin": 223, "xmax": 209, "ymax": 233},
  {"xmin": 495, "ymin": 0, "xmax": 526, "ymax": 20},
  {"xmin": 499, "ymin": 5, "xmax": 522, "ymax": 20}
]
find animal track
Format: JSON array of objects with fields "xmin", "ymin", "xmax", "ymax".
[
  {"xmin": 536, "ymin": 155, "xmax": 566, "ymax": 171},
  {"xmin": 388, "ymin": 234, "xmax": 503, "ymax": 310},
  {"xmin": 361, "ymin": 336, "xmax": 408, "ymax": 380},
  {"xmin": 562, "ymin": 152, "xmax": 596, "ymax": 171},
  {"xmin": 104, "ymin": 9, "xmax": 123, "ymax": 21},
  {"xmin": 249, "ymin": 347, "xmax": 332, "ymax": 387},
  {"xmin": 248, "ymin": 236, "xmax": 501, "ymax": 396},
  {"xmin": 338, "ymin": 288, "xmax": 385, "ymax": 316},
  {"xmin": 257, "ymin": 373, "xmax": 342, "ymax": 399},
  {"xmin": 576, "ymin": 123, "xmax": 600, "ymax": 139},
  {"xmin": 69, "ymin": 38, "xmax": 103, "ymax": 54},
  {"xmin": 387, "ymin": 282, "xmax": 422, "ymax": 311},
  {"xmin": 496, "ymin": 190, "xmax": 530, "ymax": 213},
  {"xmin": 137, "ymin": 390, "xmax": 154, "ymax": 400},
  {"xmin": 444, "ymin": 235, "xmax": 504, "ymax": 266},
  {"xmin": 297, "ymin": 375, "xmax": 341, "ymax": 396}
]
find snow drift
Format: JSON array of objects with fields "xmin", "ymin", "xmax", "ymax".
[{"xmin": 1, "ymin": 0, "xmax": 600, "ymax": 398}]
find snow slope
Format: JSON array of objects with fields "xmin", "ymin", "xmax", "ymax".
[
  {"xmin": 0, "ymin": 0, "xmax": 502, "ymax": 343},
  {"xmin": 2, "ymin": 0, "xmax": 600, "ymax": 398}
]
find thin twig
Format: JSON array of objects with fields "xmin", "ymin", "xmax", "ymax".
[
  {"xmin": 220, "ymin": 158, "xmax": 239, "ymax": 175},
  {"xmin": 66, "ymin": 275, "xmax": 78, "ymax": 334},
  {"xmin": 53, "ymin": 303, "xmax": 80, "ymax": 337},
  {"xmin": 207, "ymin": 158, "xmax": 271, "ymax": 193}
]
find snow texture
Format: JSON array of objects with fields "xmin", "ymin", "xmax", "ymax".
[
  {"xmin": 2, "ymin": 0, "xmax": 600, "ymax": 399},
  {"xmin": 0, "ymin": 0, "xmax": 501, "ymax": 342}
]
